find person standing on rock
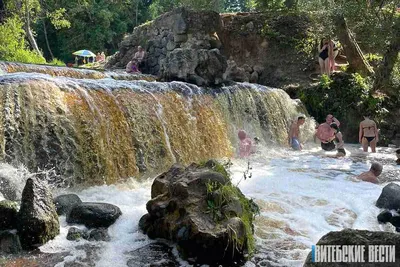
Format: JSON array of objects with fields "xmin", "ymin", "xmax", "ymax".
[
  {"xmin": 316, "ymin": 114, "xmax": 340, "ymax": 151},
  {"xmin": 133, "ymin": 46, "xmax": 146, "ymax": 71},
  {"xmin": 359, "ymin": 114, "xmax": 379, "ymax": 153},
  {"xmin": 288, "ymin": 115, "xmax": 306, "ymax": 151},
  {"xmin": 356, "ymin": 162, "xmax": 383, "ymax": 184}
]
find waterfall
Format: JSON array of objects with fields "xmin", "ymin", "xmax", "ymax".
[{"xmin": 0, "ymin": 62, "xmax": 315, "ymax": 186}]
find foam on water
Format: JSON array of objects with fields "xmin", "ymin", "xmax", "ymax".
[{"xmin": 1, "ymin": 144, "xmax": 399, "ymax": 266}]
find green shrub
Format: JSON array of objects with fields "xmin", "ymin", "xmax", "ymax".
[
  {"xmin": 47, "ymin": 58, "xmax": 65, "ymax": 66},
  {"xmin": 0, "ymin": 16, "xmax": 46, "ymax": 64},
  {"xmin": 299, "ymin": 72, "xmax": 385, "ymax": 142}
]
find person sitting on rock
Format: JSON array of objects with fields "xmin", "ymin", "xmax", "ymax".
[
  {"xmin": 356, "ymin": 162, "xmax": 383, "ymax": 184},
  {"xmin": 132, "ymin": 46, "xmax": 146, "ymax": 71},
  {"xmin": 126, "ymin": 59, "xmax": 139, "ymax": 73},
  {"xmin": 238, "ymin": 130, "xmax": 253, "ymax": 158},
  {"xmin": 396, "ymin": 149, "xmax": 400, "ymax": 165}
]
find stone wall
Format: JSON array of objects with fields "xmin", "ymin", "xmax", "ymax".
[
  {"xmin": 106, "ymin": 9, "xmax": 314, "ymax": 88},
  {"xmin": 106, "ymin": 8, "xmax": 226, "ymax": 86}
]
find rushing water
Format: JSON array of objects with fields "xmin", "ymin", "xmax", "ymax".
[
  {"xmin": 23, "ymin": 144, "xmax": 397, "ymax": 267},
  {"xmin": 1, "ymin": 62, "xmax": 399, "ymax": 266}
]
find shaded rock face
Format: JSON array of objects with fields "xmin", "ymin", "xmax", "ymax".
[
  {"xmin": 0, "ymin": 230, "xmax": 22, "ymax": 254},
  {"xmin": 376, "ymin": 183, "xmax": 400, "ymax": 210},
  {"xmin": 54, "ymin": 194, "xmax": 82, "ymax": 216},
  {"xmin": 303, "ymin": 229, "xmax": 400, "ymax": 267},
  {"xmin": 127, "ymin": 242, "xmax": 179, "ymax": 267},
  {"xmin": 106, "ymin": 8, "xmax": 226, "ymax": 86},
  {"xmin": 66, "ymin": 202, "xmax": 122, "ymax": 228},
  {"xmin": 139, "ymin": 161, "xmax": 253, "ymax": 265},
  {"xmin": 17, "ymin": 178, "xmax": 60, "ymax": 250},
  {"xmin": 0, "ymin": 200, "xmax": 18, "ymax": 230}
]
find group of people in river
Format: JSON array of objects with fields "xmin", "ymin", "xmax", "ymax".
[
  {"xmin": 126, "ymin": 46, "xmax": 146, "ymax": 73},
  {"xmin": 237, "ymin": 112, "xmax": 398, "ymax": 184}
]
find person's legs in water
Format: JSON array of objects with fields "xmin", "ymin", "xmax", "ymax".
[
  {"xmin": 370, "ymin": 138, "xmax": 377, "ymax": 153},
  {"xmin": 291, "ymin": 137, "xmax": 301, "ymax": 150},
  {"xmin": 331, "ymin": 50, "xmax": 339, "ymax": 71},
  {"xmin": 361, "ymin": 137, "xmax": 369, "ymax": 152}
]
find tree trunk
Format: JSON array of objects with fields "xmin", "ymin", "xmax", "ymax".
[
  {"xmin": 24, "ymin": 0, "xmax": 41, "ymax": 55},
  {"xmin": 335, "ymin": 14, "xmax": 373, "ymax": 76},
  {"xmin": 373, "ymin": 19, "xmax": 400, "ymax": 93},
  {"xmin": 42, "ymin": 19, "xmax": 54, "ymax": 60}
]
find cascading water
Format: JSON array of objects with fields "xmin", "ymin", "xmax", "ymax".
[
  {"xmin": 2, "ymin": 62, "xmax": 397, "ymax": 267},
  {"xmin": 0, "ymin": 62, "xmax": 314, "ymax": 185}
]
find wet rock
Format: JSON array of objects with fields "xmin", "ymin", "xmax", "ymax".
[
  {"xmin": 0, "ymin": 174, "xmax": 23, "ymax": 201},
  {"xmin": 390, "ymin": 215, "xmax": 400, "ymax": 228},
  {"xmin": 377, "ymin": 210, "xmax": 392, "ymax": 224},
  {"xmin": 127, "ymin": 242, "xmax": 179, "ymax": 267},
  {"xmin": 66, "ymin": 227, "xmax": 88, "ymax": 241},
  {"xmin": 224, "ymin": 58, "xmax": 249, "ymax": 82},
  {"xmin": 67, "ymin": 202, "xmax": 122, "ymax": 228},
  {"xmin": 17, "ymin": 177, "xmax": 59, "ymax": 250},
  {"xmin": 376, "ymin": 183, "xmax": 400, "ymax": 210},
  {"xmin": 87, "ymin": 228, "xmax": 110, "ymax": 242},
  {"xmin": 0, "ymin": 200, "xmax": 18, "ymax": 230},
  {"xmin": 139, "ymin": 161, "xmax": 256, "ymax": 265},
  {"xmin": 54, "ymin": 194, "xmax": 82, "ymax": 216},
  {"xmin": 0, "ymin": 230, "xmax": 22, "ymax": 254},
  {"xmin": 303, "ymin": 229, "xmax": 400, "ymax": 267}
]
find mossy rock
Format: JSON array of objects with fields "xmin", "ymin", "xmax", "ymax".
[{"xmin": 0, "ymin": 200, "xmax": 18, "ymax": 230}]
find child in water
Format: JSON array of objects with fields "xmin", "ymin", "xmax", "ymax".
[{"xmin": 238, "ymin": 130, "xmax": 253, "ymax": 158}]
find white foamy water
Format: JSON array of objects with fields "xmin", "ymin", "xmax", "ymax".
[{"xmin": 1, "ymin": 144, "xmax": 399, "ymax": 267}]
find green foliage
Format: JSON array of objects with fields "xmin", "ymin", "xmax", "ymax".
[
  {"xmin": 299, "ymin": 72, "xmax": 386, "ymax": 141},
  {"xmin": 0, "ymin": 16, "xmax": 46, "ymax": 64},
  {"xmin": 203, "ymin": 160, "xmax": 259, "ymax": 256},
  {"xmin": 47, "ymin": 58, "xmax": 65, "ymax": 66},
  {"xmin": 47, "ymin": 8, "xmax": 71, "ymax": 30}
]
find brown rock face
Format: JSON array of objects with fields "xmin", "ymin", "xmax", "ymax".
[{"xmin": 139, "ymin": 161, "xmax": 254, "ymax": 265}]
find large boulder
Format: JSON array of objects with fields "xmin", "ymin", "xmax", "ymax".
[
  {"xmin": 17, "ymin": 178, "xmax": 60, "ymax": 250},
  {"xmin": 376, "ymin": 183, "xmax": 400, "ymax": 210},
  {"xmin": 303, "ymin": 229, "xmax": 400, "ymax": 267},
  {"xmin": 160, "ymin": 48, "xmax": 227, "ymax": 86},
  {"xmin": 139, "ymin": 160, "xmax": 257, "ymax": 265},
  {"xmin": 127, "ymin": 242, "xmax": 179, "ymax": 267},
  {"xmin": 0, "ymin": 200, "xmax": 18, "ymax": 230},
  {"xmin": 66, "ymin": 202, "xmax": 122, "ymax": 228},
  {"xmin": 54, "ymin": 194, "xmax": 82, "ymax": 216}
]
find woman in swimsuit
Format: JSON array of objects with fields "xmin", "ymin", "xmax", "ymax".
[
  {"xmin": 359, "ymin": 115, "xmax": 379, "ymax": 153},
  {"xmin": 318, "ymin": 39, "xmax": 330, "ymax": 75}
]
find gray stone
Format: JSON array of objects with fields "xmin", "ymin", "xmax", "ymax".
[
  {"xmin": 376, "ymin": 183, "xmax": 400, "ymax": 210},
  {"xmin": 166, "ymin": 41, "xmax": 176, "ymax": 51},
  {"xmin": 174, "ymin": 34, "xmax": 188, "ymax": 43},
  {"xmin": 253, "ymin": 64, "xmax": 265, "ymax": 74},
  {"xmin": 0, "ymin": 200, "xmax": 18, "ymax": 230},
  {"xmin": 67, "ymin": 202, "xmax": 122, "ymax": 228},
  {"xmin": 17, "ymin": 177, "xmax": 60, "ymax": 250},
  {"xmin": 54, "ymin": 194, "xmax": 82, "ymax": 216},
  {"xmin": 0, "ymin": 230, "xmax": 22, "ymax": 254},
  {"xmin": 0, "ymin": 175, "xmax": 23, "ymax": 201},
  {"xmin": 250, "ymin": 71, "xmax": 259, "ymax": 83},
  {"xmin": 127, "ymin": 242, "xmax": 178, "ymax": 267},
  {"xmin": 66, "ymin": 227, "xmax": 88, "ymax": 241},
  {"xmin": 87, "ymin": 228, "xmax": 110, "ymax": 242}
]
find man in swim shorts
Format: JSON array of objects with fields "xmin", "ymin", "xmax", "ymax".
[
  {"xmin": 316, "ymin": 114, "xmax": 340, "ymax": 151},
  {"xmin": 288, "ymin": 115, "xmax": 306, "ymax": 150}
]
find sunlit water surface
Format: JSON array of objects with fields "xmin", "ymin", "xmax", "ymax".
[{"xmin": 2, "ymin": 144, "xmax": 399, "ymax": 267}]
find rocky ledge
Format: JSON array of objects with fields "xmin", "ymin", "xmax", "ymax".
[{"xmin": 139, "ymin": 160, "xmax": 259, "ymax": 265}]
